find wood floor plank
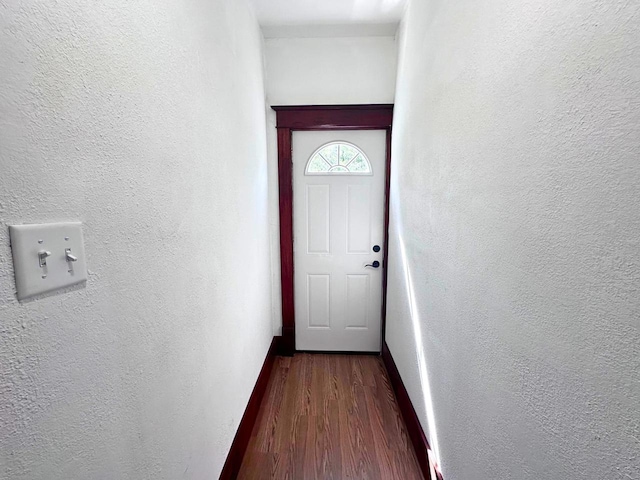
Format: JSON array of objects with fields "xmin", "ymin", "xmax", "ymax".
[{"xmin": 237, "ymin": 354, "xmax": 424, "ymax": 480}]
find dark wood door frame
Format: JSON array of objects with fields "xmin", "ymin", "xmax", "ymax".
[{"xmin": 273, "ymin": 104, "xmax": 394, "ymax": 356}]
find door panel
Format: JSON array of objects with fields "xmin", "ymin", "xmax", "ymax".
[
  {"xmin": 306, "ymin": 185, "xmax": 330, "ymax": 254},
  {"xmin": 293, "ymin": 130, "xmax": 386, "ymax": 352},
  {"xmin": 345, "ymin": 274, "xmax": 369, "ymax": 329},
  {"xmin": 347, "ymin": 184, "xmax": 371, "ymax": 254},
  {"xmin": 307, "ymin": 274, "xmax": 331, "ymax": 328}
]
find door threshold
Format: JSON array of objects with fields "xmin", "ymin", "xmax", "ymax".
[{"xmin": 294, "ymin": 350, "xmax": 381, "ymax": 356}]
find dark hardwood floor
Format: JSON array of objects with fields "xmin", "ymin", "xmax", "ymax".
[{"xmin": 237, "ymin": 353, "xmax": 424, "ymax": 479}]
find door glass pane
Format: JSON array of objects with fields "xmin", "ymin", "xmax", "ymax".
[{"xmin": 305, "ymin": 142, "xmax": 372, "ymax": 175}]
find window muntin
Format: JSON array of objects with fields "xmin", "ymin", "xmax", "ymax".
[{"xmin": 305, "ymin": 141, "xmax": 372, "ymax": 175}]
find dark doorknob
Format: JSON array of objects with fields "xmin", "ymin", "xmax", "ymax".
[
  {"xmin": 365, "ymin": 261, "xmax": 380, "ymax": 268},
  {"xmin": 373, "ymin": 245, "xmax": 381, "ymax": 252}
]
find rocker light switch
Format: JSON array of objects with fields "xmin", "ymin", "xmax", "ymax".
[{"xmin": 9, "ymin": 222, "xmax": 87, "ymax": 301}]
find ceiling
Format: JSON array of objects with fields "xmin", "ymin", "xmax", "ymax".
[{"xmin": 248, "ymin": 0, "xmax": 408, "ymax": 27}]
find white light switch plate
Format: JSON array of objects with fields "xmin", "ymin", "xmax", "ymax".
[{"xmin": 9, "ymin": 222, "xmax": 87, "ymax": 301}]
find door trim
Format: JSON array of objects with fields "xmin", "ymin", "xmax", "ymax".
[{"xmin": 273, "ymin": 104, "xmax": 393, "ymax": 356}]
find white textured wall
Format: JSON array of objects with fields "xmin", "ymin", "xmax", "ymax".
[
  {"xmin": 264, "ymin": 36, "xmax": 397, "ymax": 105},
  {"xmin": 387, "ymin": 0, "xmax": 640, "ymax": 479},
  {"xmin": 264, "ymin": 35, "xmax": 397, "ymax": 334},
  {"xmin": 0, "ymin": 1, "xmax": 272, "ymax": 479}
]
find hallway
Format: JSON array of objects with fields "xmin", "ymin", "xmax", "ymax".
[
  {"xmin": 237, "ymin": 354, "xmax": 423, "ymax": 479},
  {"xmin": 1, "ymin": 0, "xmax": 639, "ymax": 479}
]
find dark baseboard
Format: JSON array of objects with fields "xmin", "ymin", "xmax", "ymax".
[
  {"xmin": 219, "ymin": 336, "xmax": 280, "ymax": 480},
  {"xmin": 382, "ymin": 341, "xmax": 443, "ymax": 480},
  {"xmin": 296, "ymin": 350, "xmax": 380, "ymax": 355}
]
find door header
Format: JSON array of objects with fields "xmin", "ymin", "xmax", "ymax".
[{"xmin": 272, "ymin": 104, "xmax": 393, "ymax": 130}]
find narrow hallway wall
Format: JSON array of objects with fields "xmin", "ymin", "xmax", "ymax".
[
  {"xmin": 386, "ymin": 0, "xmax": 640, "ymax": 478},
  {"xmin": 0, "ymin": 1, "xmax": 272, "ymax": 479}
]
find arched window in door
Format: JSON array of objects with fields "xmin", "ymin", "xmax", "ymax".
[{"xmin": 305, "ymin": 141, "xmax": 372, "ymax": 175}]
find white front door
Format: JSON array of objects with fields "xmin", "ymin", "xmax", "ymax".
[{"xmin": 293, "ymin": 130, "xmax": 386, "ymax": 352}]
